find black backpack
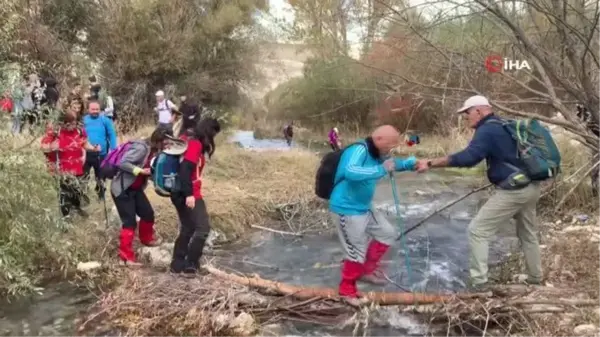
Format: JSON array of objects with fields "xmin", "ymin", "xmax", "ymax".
[{"xmin": 315, "ymin": 142, "xmax": 365, "ymax": 200}]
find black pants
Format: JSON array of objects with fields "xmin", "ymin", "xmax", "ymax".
[
  {"xmin": 330, "ymin": 143, "xmax": 340, "ymax": 151},
  {"xmin": 83, "ymin": 152, "xmax": 105, "ymax": 199},
  {"xmin": 113, "ymin": 188, "xmax": 155, "ymax": 229},
  {"xmin": 59, "ymin": 176, "xmax": 85, "ymax": 217},
  {"xmin": 170, "ymin": 197, "xmax": 211, "ymax": 272}
]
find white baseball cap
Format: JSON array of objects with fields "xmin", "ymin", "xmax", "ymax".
[
  {"xmin": 155, "ymin": 90, "xmax": 165, "ymax": 97},
  {"xmin": 456, "ymin": 95, "xmax": 491, "ymax": 113}
]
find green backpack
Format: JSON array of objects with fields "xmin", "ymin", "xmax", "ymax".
[{"xmin": 490, "ymin": 118, "xmax": 561, "ymax": 181}]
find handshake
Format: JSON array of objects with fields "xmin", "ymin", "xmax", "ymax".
[{"xmin": 382, "ymin": 159, "xmax": 431, "ymax": 173}]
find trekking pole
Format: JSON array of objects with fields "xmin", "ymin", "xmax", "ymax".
[
  {"xmin": 389, "ymin": 173, "xmax": 413, "ymax": 286},
  {"xmin": 395, "ymin": 183, "xmax": 493, "ymax": 241},
  {"xmin": 99, "ymin": 180, "xmax": 109, "ymax": 229}
]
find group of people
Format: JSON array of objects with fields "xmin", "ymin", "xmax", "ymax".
[
  {"xmin": 39, "ymin": 77, "xmax": 219, "ymax": 274},
  {"xmin": 1, "ymin": 74, "xmax": 60, "ymax": 134},
  {"xmin": 326, "ymin": 95, "xmax": 545, "ymax": 306}
]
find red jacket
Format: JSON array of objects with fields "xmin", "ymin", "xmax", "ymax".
[
  {"xmin": 0, "ymin": 98, "xmax": 13, "ymax": 113},
  {"xmin": 41, "ymin": 125, "xmax": 87, "ymax": 176}
]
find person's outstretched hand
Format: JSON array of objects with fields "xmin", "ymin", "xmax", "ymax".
[
  {"xmin": 416, "ymin": 159, "xmax": 429, "ymax": 173},
  {"xmin": 383, "ymin": 159, "xmax": 396, "ymax": 173}
]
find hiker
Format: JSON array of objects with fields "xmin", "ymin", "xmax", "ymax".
[
  {"xmin": 329, "ymin": 127, "xmax": 341, "ymax": 151},
  {"xmin": 12, "ymin": 76, "xmax": 33, "ymax": 135},
  {"xmin": 110, "ymin": 128, "xmax": 166, "ymax": 266},
  {"xmin": 327, "ymin": 125, "xmax": 424, "ymax": 306},
  {"xmin": 89, "ymin": 82, "xmax": 115, "ymax": 120},
  {"xmin": 283, "ymin": 121, "xmax": 294, "ymax": 147},
  {"xmin": 404, "ymin": 133, "xmax": 420, "ymax": 147},
  {"xmin": 67, "ymin": 83, "xmax": 84, "ymax": 104},
  {"xmin": 67, "ymin": 96, "xmax": 85, "ymax": 121},
  {"xmin": 21, "ymin": 74, "xmax": 41, "ymax": 132},
  {"xmin": 41, "ymin": 111, "xmax": 98, "ymax": 218},
  {"xmin": 417, "ymin": 95, "xmax": 545, "ymax": 291},
  {"xmin": 169, "ymin": 118, "xmax": 221, "ymax": 274},
  {"xmin": 83, "ymin": 100, "xmax": 118, "ymax": 200},
  {"xmin": 0, "ymin": 90, "xmax": 13, "ymax": 115},
  {"xmin": 177, "ymin": 97, "xmax": 201, "ymax": 137},
  {"xmin": 155, "ymin": 90, "xmax": 178, "ymax": 134},
  {"xmin": 42, "ymin": 77, "xmax": 60, "ymax": 109}
]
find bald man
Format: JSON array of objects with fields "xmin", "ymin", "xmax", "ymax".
[{"xmin": 329, "ymin": 125, "xmax": 425, "ymax": 306}]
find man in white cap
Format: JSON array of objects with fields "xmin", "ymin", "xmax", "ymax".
[
  {"xmin": 416, "ymin": 95, "xmax": 542, "ymax": 291},
  {"xmin": 154, "ymin": 90, "xmax": 178, "ymax": 134}
]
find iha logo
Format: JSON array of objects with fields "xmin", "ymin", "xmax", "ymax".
[{"xmin": 485, "ymin": 55, "xmax": 531, "ymax": 73}]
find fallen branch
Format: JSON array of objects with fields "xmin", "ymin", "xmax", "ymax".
[
  {"xmin": 251, "ymin": 224, "xmax": 303, "ymax": 236},
  {"xmin": 204, "ymin": 265, "xmax": 482, "ymax": 305},
  {"xmin": 556, "ymin": 159, "xmax": 600, "ymax": 210},
  {"xmin": 397, "ymin": 183, "xmax": 493, "ymax": 240}
]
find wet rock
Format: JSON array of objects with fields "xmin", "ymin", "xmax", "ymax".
[
  {"xmin": 573, "ymin": 324, "xmax": 597, "ymax": 335},
  {"xmin": 76, "ymin": 261, "xmax": 102, "ymax": 272},
  {"xmin": 236, "ymin": 291, "xmax": 268, "ymax": 306},
  {"xmin": 228, "ymin": 312, "xmax": 256, "ymax": 336},
  {"xmin": 138, "ymin": 244, "xmax": 172, "ymax": 266},
  {"xmin": 206, "ymin": 229, "xmax": 227, "ymax": 250}
]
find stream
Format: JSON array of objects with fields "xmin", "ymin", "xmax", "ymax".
[{"xmin": 0, "ymin": 130, "xmax": 517, "ymax": 336}]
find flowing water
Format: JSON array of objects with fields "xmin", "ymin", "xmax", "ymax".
[{"xmin": 0, "ymin": 130, "xmax": 517, "ymax": 336}]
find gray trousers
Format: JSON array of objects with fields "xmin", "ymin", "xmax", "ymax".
[
  {"xmin": 469, "ymin": 183, "xmax": 542, "ymax": 285},
  {"xmin": 330, "ymin": 210, "xmax": 397, "ymax": 263}
]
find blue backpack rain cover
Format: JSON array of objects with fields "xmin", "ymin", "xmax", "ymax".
[{"xmin": 151, "ymin": 138, "xmax": 188, "ymax": 197}]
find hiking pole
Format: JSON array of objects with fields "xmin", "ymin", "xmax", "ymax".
[
  {"xmin": 389, "ymin": 172, "xmax": 413, "ymax": 286},
  {"xmin": 395, "ymin": 183, "xmax": 493, "ymax": 241},
  {"xmin": 99, "ymin": 180, "xmax": 109, "ymax": 229}
]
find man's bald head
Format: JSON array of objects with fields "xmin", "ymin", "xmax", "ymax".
[{"xmin": 371, "ymin": 125, "xmax": 401, "ymax": 155}]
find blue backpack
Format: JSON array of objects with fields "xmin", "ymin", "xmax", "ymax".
[
  {"xmin": 151, "ymin": 141, "xmax": 188, "ymax": 197},
  {"xmin": 490, "ymin": 118, "xmax": 561, "ymax": 181}
]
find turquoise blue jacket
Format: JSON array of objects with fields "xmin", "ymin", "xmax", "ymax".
[{"xmin": 329, "ymin": 141, "xmax": 416, "ymax": 215}]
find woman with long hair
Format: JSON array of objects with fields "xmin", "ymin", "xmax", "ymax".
[
  {"xmin": 170, "ymin": 118, "xmax": 221, "ymax": 274},
  {"xmin": 111, "ymin": 128, "xmax": 167, "ymax": 266}
]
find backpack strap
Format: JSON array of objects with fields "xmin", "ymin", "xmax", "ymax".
[{"xmin": 332, "ymin": 141, "xmax": 368, "ymax": 187}]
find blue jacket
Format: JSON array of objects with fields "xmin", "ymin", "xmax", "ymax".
[
  {"xmin": 329, "ymin": 140, "xmax": 417, "ymax": 215},
  {"xmin": 83, "ymin": 114, "xmax": 118, "ymax": 156},
  {"xmin": 449, "ymin": 114, "xmax": 526, "ymax": 185}
]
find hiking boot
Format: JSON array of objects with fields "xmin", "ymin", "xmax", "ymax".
[
  {"xmin": 118, "ymin": 260, "xmax": 143, "ymax": 268},
  {"xmin": 341, "ymin": 295, "xmax": 370, "ymax": 307},
  {"xmin": 525, "ymin": 278, "xmax": 542, "ymax": 285},
  {"xmin": 469, "ymin": 282, "xmax": 491, "ymax": 292},
  {"xmin": 138, "ymin": 220, "xmax": 160, "ymax": 246},
  {"xmin": 361, "ymin": 240, "xmax": 390, "ymax": 286},
  {"xmin": 359, "ymin": 272, "xmax": 387, "ymax": 285},
  {"xmin": 142, "ymin": 237, "xmax": 162, "ymax": 247}
]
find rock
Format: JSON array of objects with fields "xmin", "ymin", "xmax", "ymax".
[
  {"xmin": 591, "ymin": 234, "xmax": 600, "ymax": 243},
  {"xmin": 138, "ymin": 244, "xmax": 172, "ymax": 266},
  {"xmin": 594, "ymin": 307, "xmax": 600, "ymax": 319},
  {"xmin": 512, "ymin": 274, "xmax": 528, "ymax": 283},
  {"xmin": 562, "ymin": 225, "xmax": 596, "ymax": 233},
  {"xmin": 76, "ymin": 261, "xmax": 102, "ymax": 272},
  {"xmin": 228, "ymin": 312, "xmax": 256, "ymax": 336},
  {"xmin": 206, "ymin": 229, "xmax": 227, "ymax": 250},
  {"xmin": 573, "ymin": 324, "xmax": 597, "ymax": 335},
  {"xmin": 260, "ymin": 323, "xmax": 285, "ymax": 336}
]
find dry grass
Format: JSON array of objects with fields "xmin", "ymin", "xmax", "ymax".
[{"xmin": 127, "ymin": 126, "xmax": 322, "ymax": 242}]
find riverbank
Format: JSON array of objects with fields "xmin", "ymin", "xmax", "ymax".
[{"xmin": 2, "ymin": 127, "xmax": 597, "ymax": 336}]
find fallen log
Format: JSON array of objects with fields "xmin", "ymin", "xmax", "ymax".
[{"xmin": 205, "ymin": 265, "xmax": 481, "ymax": 306}]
